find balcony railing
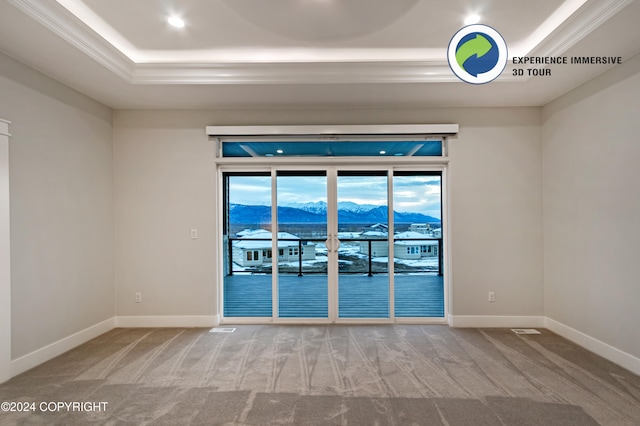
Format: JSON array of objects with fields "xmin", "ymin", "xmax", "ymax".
[{"xmin": 227, "ymin": 237, "xmax": 443, "ymax": 276}]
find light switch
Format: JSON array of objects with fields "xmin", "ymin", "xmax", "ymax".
[{"xmin": 191, "ymin": 229, "xmax": 198, "ymax": 239}]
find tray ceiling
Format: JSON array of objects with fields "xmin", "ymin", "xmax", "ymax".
[{"xmin": 0, "ymin": 0, "xmax": 638, "ymax": 108}]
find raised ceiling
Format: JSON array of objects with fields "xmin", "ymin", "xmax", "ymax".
[{"xmin": 0, "ymin": 0, "xmax": 639, "ymax": 109}]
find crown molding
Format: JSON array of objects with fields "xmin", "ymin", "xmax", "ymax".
[
  {"xmin": 8, "ymin": 0, "xmax": 631, "ymax": 85},
  {"xmin": 8, "ymin": 0, "xmax": 134, "ymax": 80},
  {"xmin": 527, "ymin": 0, "xmax": 634, "ymax": 58},
  {"xmin": 131, "ymin": 61, "xmax": 463, "ymax": 85}
]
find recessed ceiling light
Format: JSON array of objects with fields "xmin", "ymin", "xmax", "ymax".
[
  {"xmin": 379, "ymin": 150, "xmax": 386, "ymax": 155},
  {"xmin": 464, "ymin": 14, "xmax": 481, "ymax": 25},
  {"xmin": 168, "ymin": 16, "xmax": 185, "ymax": 28}
]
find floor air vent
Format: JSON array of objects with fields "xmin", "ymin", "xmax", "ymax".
[
  {"xmin": 210, "ymin": 327, "xmax": 236, "ymax": 333},
  {"xmin": 511, "ymin": 329, "xmax": 541, "ymax": 335}
]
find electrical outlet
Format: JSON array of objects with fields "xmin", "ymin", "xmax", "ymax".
[
  {"xmin": 488, "ymin": 291, "xmax": 495, "ymax": 303},
  {"xmin": 135, "ymin": 292, "xmax": 142, "ymax": 303}
]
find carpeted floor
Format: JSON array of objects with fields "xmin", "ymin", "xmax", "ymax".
[{"xmin": 1, "ymin": 325, "xmax": 639, "ymax": 425}]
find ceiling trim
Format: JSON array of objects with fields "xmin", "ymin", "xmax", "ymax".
[
  {"xmin": 133, "ymin": 61, "xmax": 466, "ymax": 85},
  {"xmin": 8, "ymin": 0, "xmax": 133, "ymax": 80},
  {"xmin": 527, "ymin": 0, "xmax": 633, "ymax": 58},
  {"xmin": 8, "ymin": 0, "xmax": 632, "ymax": 86}
]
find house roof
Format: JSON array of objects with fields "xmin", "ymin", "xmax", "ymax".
[
  {"xmin": 235, "ymin": 229, "xmax": 313, "ymax": 249},
  {"xmin": 394, "ymin": 231, "xmax": 439, "ymax": 246}
]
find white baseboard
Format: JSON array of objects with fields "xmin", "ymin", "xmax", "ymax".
[
  {"xmin": 115, "ymin": 315, "xmax": 220, "ymax": 328},
  {"xmin": 6, "ymin": 315, "xmax": 220, "ymax": 381},
  {"xmin": 448, "ymin": 315, "xmax": 640, "ymax": 376},
  {"xmin": 448, "ymin": 315, "xmax": 545, "ymax": 328},
  {"xmin": 10, "ymin": 317, "xmax": 115, "ymax": 378},
  {"xmin": 545, "ymin": 317, "xmax": 640, "ymax": 377}
]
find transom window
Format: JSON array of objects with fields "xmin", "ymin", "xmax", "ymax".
[{"xmin": 221, "ymin": 139, "xmax": 443, "ymax": 157}]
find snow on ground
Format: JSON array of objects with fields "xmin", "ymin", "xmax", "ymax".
[
  {"xmin": 342, "ymin": 248, "xmax": 439, "ymax": 268},
  {"xmin": 372, "ymin": 256, "xmax": 439, "ymax": 268},
  {"xmin": 337, "ymin": 243, "xmax": 361, "ymax": 255},
  {"xmin": 280, "ymin": 255, "xmax": 328, "ymax": 268}
]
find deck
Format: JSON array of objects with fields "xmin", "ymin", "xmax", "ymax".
[{"xmin": 223, "ymin": 273, "xmax": 444, "ymax": 319}]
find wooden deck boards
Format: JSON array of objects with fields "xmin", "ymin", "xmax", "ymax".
[{"xmin": 223, "ymin": 274, "xmax": 444, "ymax": 318}]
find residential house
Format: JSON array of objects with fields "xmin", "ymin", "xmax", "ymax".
[{"xmin": 232, "ymin": 230, "xmax": 316, "ymax": 267}]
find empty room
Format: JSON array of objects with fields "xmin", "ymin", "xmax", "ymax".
[{"xmin": 1, "ymin": 0, "xmax": 640, "ymax": 424}]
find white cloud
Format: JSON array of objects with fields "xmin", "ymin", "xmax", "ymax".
[{"xmin": 229, "ymin": 173, "xmax": 442, "ymax": 218}]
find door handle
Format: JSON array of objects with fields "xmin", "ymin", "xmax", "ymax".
[
  {"xmin": 325, "ymin": 234, "xmax": 334, "ymax": 253},
  {"xmin": 325, "ymin": 234, "xmax": 340, "ymax": 253}
]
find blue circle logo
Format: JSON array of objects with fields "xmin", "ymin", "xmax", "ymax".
[{"xmin": 448, "ymin": 25, "xmax": 508, "ymax": 84}]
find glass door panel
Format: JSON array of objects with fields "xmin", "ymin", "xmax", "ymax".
[
  {"xmin": 336, "ymin": 171, "xmax": 390, "ymax": 318},
  {"xmin": 222, "ymin": 168, "xmax": 445, "ymax": 321},
  {"xmin": 276, "ymin": 171, "xmax": 329, "ymax": 318},
  {"xmin": 223, "ymin": 173, "xmax": 273, "ymax": 317},
  {"xmin": 392, "ymin": 172, "xmax": 444, "ymax": 317}
]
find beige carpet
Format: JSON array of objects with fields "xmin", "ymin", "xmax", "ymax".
[{"xmin": 1, "ymin": 325, "xmax": 639, "ymax": 425}]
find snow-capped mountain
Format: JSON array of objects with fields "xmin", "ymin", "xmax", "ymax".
[
  {"xmin": 281, "ymin": 201, "xmax": 380, "ymax": 214},
  {"xmin": 230, "ymin": 203, "xmax": 440, "ymax": 224}
]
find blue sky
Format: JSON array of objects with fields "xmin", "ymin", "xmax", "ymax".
[{"xmin": 229, "ymin": 174, "xmax": 441, "ymax": 219}]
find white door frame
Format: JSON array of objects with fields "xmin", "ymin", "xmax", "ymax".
[
  {"xmin": 216, "ymin": 160, "xmax": 449, "ymax": 325},
  {"xmin": 209, "ymin": 122, "xmax": 456, "ymax": 325},
  {"xmin": 1, "ymin": 119, "xmax": 11, "ymax": 383}
]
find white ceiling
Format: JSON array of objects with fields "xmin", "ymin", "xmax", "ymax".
[{"xmin": 0, "ymin": 0, "xmax": 639, "ymax": 109}]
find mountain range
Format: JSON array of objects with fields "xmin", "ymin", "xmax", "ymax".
[{"xmin": 229, "ymin": 202, "xmax": 440, "ymax": 224}]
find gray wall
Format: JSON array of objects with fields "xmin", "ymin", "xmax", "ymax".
[
  {"xmin": 114, "ymin": 111, "xmax": 216, "ymax": 317},
  {"xmin": 0, "ymin": 52, "xmax": 114, "ymax": 359},
  {"xmin": 542, "ymin": 52, "xmax": 640, "ymax": 360},
  {"xmin": 113, "ymin": 107, "xmax": 543, "ymax": 319}
]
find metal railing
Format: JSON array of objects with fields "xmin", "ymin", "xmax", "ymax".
[{"xmin": 226, "ymin": 237, "xmax": 443, "ymax": 276}]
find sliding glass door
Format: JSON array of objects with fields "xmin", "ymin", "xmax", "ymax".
[
  {"xmin": 222, "ymin": 173, "xmax": 273, "ymax": 317},
  {"xmin": 392, "ymin": 172, "xmax": 444, "ymax": 317},
  {"xmin": 276, "ymin": 171, "xmax": 329, "ymax": 318},
  {"xmin": 222, "ymin": 167, "xmax": 444, "ymax": 322},
  {"xmin": 336, "ymin": 171, "xmax": 390, "ymax": 318}
]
